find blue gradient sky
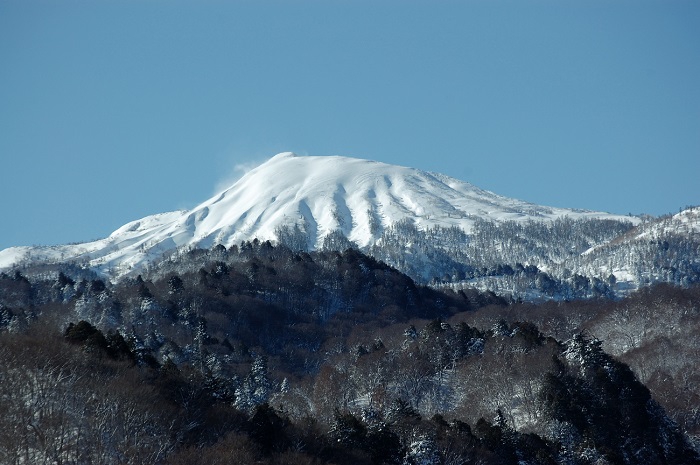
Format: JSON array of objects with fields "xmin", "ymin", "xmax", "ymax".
[{"xmin": 1, "ymin": 0, "xmax": 698, "ymax": 249}]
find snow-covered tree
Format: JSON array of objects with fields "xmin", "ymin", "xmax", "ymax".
[
  {"xmin": 234, "ymin": 355, "xmax": 272, "ymax": 412},
  {"xmin": 403, "ymin": 435, "xmax": 441, "ymax": 465}
]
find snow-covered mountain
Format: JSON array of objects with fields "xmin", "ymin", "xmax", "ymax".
[{"xmin": 0, "ymin": 153, "xmax": 635, "ymax": 279}]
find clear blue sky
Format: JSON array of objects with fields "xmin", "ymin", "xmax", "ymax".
[{"xmin": 1, "ymin": 0, "xmax": 698, "ymax": 249}]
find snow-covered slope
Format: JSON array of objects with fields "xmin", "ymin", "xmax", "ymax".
[
  {"xmin": 634, "ymin": 206, "xmax": 700, "ymax": 239},
  {"xmin": 576, "ymin": 206, "xmax": 700, "ymax": 288},
  {"xmin": 0, "ymin": 153, "xmax": 635, "ymax": 278},
  {"xmin": 583, "ymin": 206, "xmax": 700, "ymax": 256}
]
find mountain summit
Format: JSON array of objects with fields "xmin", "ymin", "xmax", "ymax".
[{"xmin": 0, "ymin": 153, "xmax": 633, "ymax": 278}]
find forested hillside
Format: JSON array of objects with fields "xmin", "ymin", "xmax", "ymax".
[
  {"xmin": 0, "ymin": 243, "xmax": 698, "ymax": 464},
  {"xmin": 367, "ymin": 213, "xmax": 699, "ymax": 299}
]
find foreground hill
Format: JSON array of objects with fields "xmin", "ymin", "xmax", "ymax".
[{"xmin": 0, "ymin": 243, "xmax": 698, "ymax": 464}]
